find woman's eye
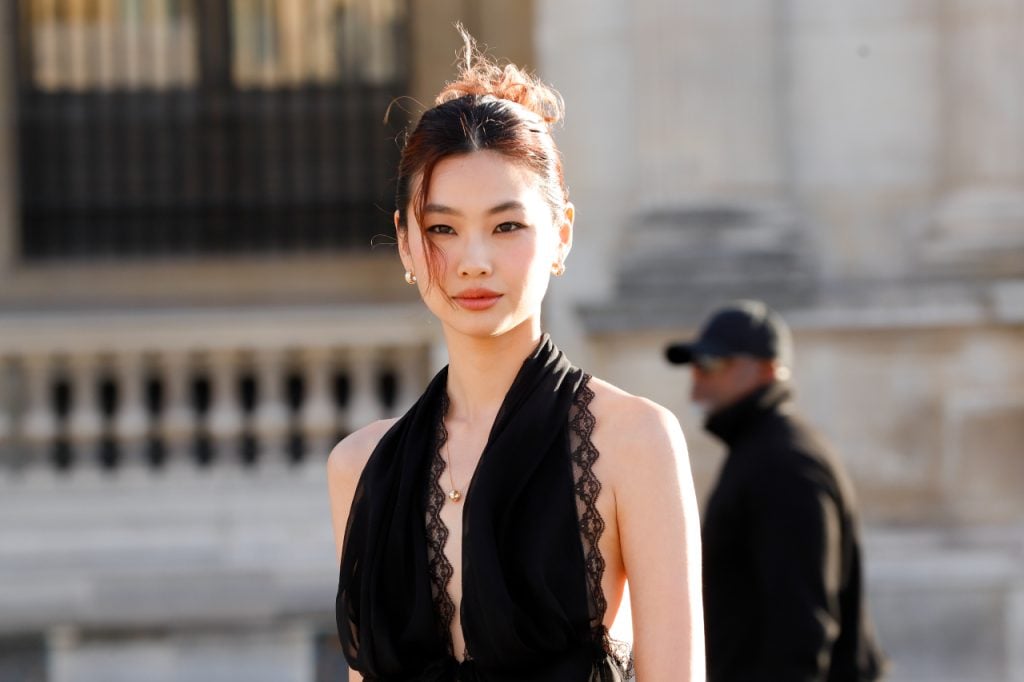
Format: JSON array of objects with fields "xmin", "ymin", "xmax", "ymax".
[
  {"xmin": 426, "ymin": 224, "xmax": 455, "ymax": 235},
  {"xmin": 495, "ymin": 222, "xmax": 526, "ymax": 233}
]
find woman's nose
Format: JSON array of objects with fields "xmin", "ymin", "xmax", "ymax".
[{"xmin": 457, "ymin": 237, "xmax": 493, "ymax": 277}]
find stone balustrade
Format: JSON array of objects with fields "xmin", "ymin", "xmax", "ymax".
[
  {"xmin": 0, "ymin": 304, "xmax": 440, "ymax": 679},
  {"xmin": 0, "ymin": 304, "xmax": 438, "ymax": 479}
]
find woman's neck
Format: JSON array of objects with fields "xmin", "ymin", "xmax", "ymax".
[{"xmin": 443, "ymin": 321, "xmax": 542, "ymax": 428}]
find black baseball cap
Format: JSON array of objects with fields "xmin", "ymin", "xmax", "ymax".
[{"xmin": 665, "ymin": 300, "xmax": 793, "ymax": 367}]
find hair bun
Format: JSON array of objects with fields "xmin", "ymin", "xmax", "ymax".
[{"xmin": 436, "ymin": 26, "xmax": 564, "ymax": 126}]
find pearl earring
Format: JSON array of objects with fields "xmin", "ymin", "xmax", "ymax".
[
  {"xmin": 552, "ymin": 263, "xmax": 566, "ymax": 277},
  {"xmin": 404, "ymin": 271, "xmax": 417, "ymax": 285}
]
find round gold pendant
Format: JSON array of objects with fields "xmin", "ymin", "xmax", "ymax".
[{"xmin": 448, "ymin": 489, "xmax": 462, "ymax": 503}]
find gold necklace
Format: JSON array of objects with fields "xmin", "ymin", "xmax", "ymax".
[{"xmin": 443, "ymin": 438, "xmax": 463, "ymax": 503}]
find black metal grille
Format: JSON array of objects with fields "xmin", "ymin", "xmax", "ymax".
[{"xmin": 14, "ymin": 0, "xmax": 408, "ymax": 261}]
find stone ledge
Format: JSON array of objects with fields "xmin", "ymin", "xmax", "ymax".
[
  {"xmin": 0, "ymin": 467, "xmax": 337, "ymax": 633},
  {"xmin": 0, "ymin": 302, "xmax": 437, "ymax": 356},
  {"xmin": 579, "ymin": 279, "xmax": 1024, "ymax": 333},
  {"xmin": 863, "ymin": 525, "xmax": 1023, "ymax": 682}
]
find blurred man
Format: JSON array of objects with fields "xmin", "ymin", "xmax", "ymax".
[{"xmin": 666, "ymin": 300, "xmax": 886, "ymax": 681}]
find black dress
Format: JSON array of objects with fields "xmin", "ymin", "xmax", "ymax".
[{"xmin": 336, "ymin": 336, "xmax": 633, "ymax": 681}]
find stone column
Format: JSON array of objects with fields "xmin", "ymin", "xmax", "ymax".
[
  {"xmin": 392, "ymin": 346, "xmax": 423, "ymax": 416},
  {"xmin": 535, "ymin": 0, "xmax": 635, "ymax": 310},
  {"xmin": 112, "ymin": 352, "xmax": 149, "ymax": 469},
  {"xmin": 207, "ymin": 351, "xmax": 243, "ymax": 465},
  {"xmin": 19, "ymin": 355, "xmax": 56, "ymax": 466},
  {"xmin": 345, "ymin": 346, "xmax": 382, "ymax": 434},
  {"xmin": 254, "ymin": 349, "xmax": 289, "ymax": 466},
  {"xmin": 158, "ymin": 352, "xmax": 194, "ymax": 469},
  {"xmin": 300, "ymin": 348, "xmax": 337, "ymax": 460},
  {"xmin": 926, "ymin": 0, "xmax": 1024, "ymax": 272},
  {"xmin": 68, "ymin": 354, "xmax": 103, "ymax": 470},
  {"xmin": 941, "ymin": 0, "xmax": 1024, "ymax": 191},
  {"xmin": 787, "ymin": 0, "xmax": 941, "ymax": 279},
  {"xmin": 532, "ymin": 0, "xmax": 639, "ymax": 363},
  {"xmin": 631, "ymin": 0, "xmax": 789, "ymax": 207}
]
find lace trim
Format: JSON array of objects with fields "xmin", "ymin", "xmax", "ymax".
[
  {"xmin": 571, "ymin": 377, "xmax": 635, "ymax": 680},
  {"xmin": 425, "ymin": 393, "xmax": 456, "ymax": 656},
  {"xmin": 569, "ymin": 377, "xmax": 606, "ymax": 627},
  {"xmin": 425, "ymin": 378, "xmax": 633, "ymax": 676},
  {"xmin": 595, "ymin": 625, "xmax": 636, "ymax": 681}
]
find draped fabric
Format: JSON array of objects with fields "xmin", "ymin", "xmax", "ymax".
[{"xmin": 337, "ymin": 336, "xmax": 632, "ymax": 681}]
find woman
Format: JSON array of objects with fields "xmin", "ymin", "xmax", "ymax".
[{"xmin": 328, "ymin": 34, "xmax": 704, "ymax": 682}]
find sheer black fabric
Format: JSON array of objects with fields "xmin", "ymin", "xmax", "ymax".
[{"xmin": 337, "ymin": 336, "xmax": 632, "ymax": 681}]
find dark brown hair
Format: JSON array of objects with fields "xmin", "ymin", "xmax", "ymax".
[{"xmin": 395, "ymin": 30, "xmax": 568, "ymax": 286}]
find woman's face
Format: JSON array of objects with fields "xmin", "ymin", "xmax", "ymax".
[{"xmin": 397, "ymin": 150, "xmax": 573, "ymax": 341}]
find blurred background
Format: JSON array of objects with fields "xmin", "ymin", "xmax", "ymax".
[{"xmin": 0, "ymin": 1, "xmax": 1021, "ymax": 680}]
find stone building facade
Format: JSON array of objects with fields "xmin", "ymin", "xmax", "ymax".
[
  {"xmin": 0, "ymin": 1, "xmax": 1021, "ymax": 681},
  {"xmin": 539, "ymin": 2, "xmax": 1024, "ymax": 681}
]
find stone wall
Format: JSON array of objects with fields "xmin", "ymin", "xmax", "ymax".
[
  {"xmin": 538, "ymin": 1, "xmax": 1024, "ymax": 680},
  {"xmin": 586, "ymin": 323, "xmax": 1024, "ymax": 682}
]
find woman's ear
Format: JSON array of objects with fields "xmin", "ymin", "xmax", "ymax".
[
  {"xmin": 395, "ymin": 210, "xmax": 414, "ymax": 273},
  {"xmin": 557, "ymin": 202, "xmax": 574, "ymax": 263}
]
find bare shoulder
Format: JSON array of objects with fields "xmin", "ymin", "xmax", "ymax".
[
  {"xmin": 326, "ymin": 418, "xmax": 399, "ymax": 562},
  {"xmin": 585, "ymin": 376, "xmax": 686, "ymax": 457},
  {"xmin": 327, "ymin": 418, "xmax": 400, "ymax": 484},
  {"xmin": 583, "ymin": 376, "xmax": 690, "ymax": 492}
]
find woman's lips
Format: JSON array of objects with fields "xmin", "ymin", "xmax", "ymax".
[{"xmin": 452, "ymin": 289, "xmax": 502, "ymax": 311}]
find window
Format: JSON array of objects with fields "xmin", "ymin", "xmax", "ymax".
[
  {"xmin": 230, "ymin": 0, "xmax": 404, "ymax": 88},
  {"xmin": 24, "ymin": 0, "xmax": 199, "ymax": 91},
  {"xmin": 15, "ymin": 0, "xmax": 409, "ymax": 261}
]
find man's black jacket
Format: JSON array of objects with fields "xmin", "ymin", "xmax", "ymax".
[{"xmin": 702, "ymin": 382, "xmax": 887, "ymax": 681}]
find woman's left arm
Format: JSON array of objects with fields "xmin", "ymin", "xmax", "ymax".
[{"xmin": 612, "ymin": 400, "xmax": 704, "ymax": 681}]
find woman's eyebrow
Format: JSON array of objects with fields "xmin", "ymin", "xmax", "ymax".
[
  {"xmin": 423, "ymin": 201, "xmax": 526, "ymax": 216},
  {"xmin": 487, "ymin": 200, "xmax": 526, "ymax": 215},
  {"xmin": 423, "ymin": 203, "xmax": 461, "ymax": 216}
]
